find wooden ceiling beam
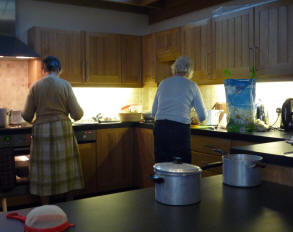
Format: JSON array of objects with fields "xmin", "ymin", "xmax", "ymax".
[
  {"xmin": 33, "ymin": 0, "xmax": 149, "ymax": 14},
  {"xmin": 149, "ymin": 0, "xmax": 232, "ymax": 24},
  {"xmin": 34, "ymin": 0, "xmax": 235, "ymax": 24},
  {"xmin": 140, "ymin": 0, "xmax": 161, "ymax": 6},
  {"xmin": 100, "ymin": 0, "xmax": 162, "ymax": 8}
]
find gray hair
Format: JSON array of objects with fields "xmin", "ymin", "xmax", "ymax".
[{"xmin": 171, "ymin": 56, "xmax": 194, "ymax": 79}]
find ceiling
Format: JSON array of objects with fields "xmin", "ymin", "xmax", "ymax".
[{"xmin": 33, "ymin": 0, "xmax": 232, "ymax": 24}]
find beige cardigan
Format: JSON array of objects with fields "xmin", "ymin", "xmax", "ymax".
[{"xmin": 22, "ymin": 74, "xmax": 83, "ymax": 124}]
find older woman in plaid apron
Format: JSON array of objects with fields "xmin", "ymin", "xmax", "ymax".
[{"xmin": 22, "ymin": 56, "xmax": 84, "ymax": 204}]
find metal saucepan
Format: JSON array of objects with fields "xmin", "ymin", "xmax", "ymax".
[
  {"xmin": 0, "ymin": 107, "xmax": 9, "ymax": 128},
  {"xmin": 150, "ymin": 158, "xmax": 202, "ymax": 206},
  {"xmin": 202, "ymin": 146, "xmax": 266, "ymax": 187}
]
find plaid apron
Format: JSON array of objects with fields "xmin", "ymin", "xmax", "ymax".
[{"xmin": 29, "ymin": 120, "xmax": 84, "ymax": 196}]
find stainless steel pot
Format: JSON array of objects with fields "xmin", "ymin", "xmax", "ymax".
[
  {"xmin": 203, "ymin": 147, "xmax": 265, "ymax": 187},
  {"xmin": 0, "ymin": 108, "xmax": 9, "ymax": 128},
  {"xmin": 151, "ymin": 160, "xmax": 202, "ymax": 206},
  {"xmin": 223, "ymin": 154, "xmax": 263, "ymax": 187}
]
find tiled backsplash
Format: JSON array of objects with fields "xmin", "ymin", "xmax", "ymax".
[
  {"xmin": 0, "ymin": 60, "xmax": 29, "ymax": 110},
  {"xmin": 1, "ymin": 60, "xmax": 293, "ymax": 127},
  {"xmin": 72, "ymin": 88, "xmax": 144, "ymax": 120},
  {"xmin": 199, "ymin": 82, "xmax": 293, "ymax": 127}
]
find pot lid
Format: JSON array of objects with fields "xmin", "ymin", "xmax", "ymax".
[
  {"xmin": 226, "ymin": 154, "xmax": 263, "ymax": 162},
  {"xmin": 154, "ymin": 162, "xmax": 201, "ymax": 174}
]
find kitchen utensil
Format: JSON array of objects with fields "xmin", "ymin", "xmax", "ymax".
[
  {"xmin": 222, "ymin": 154, "xmax": 263, "ymax": 187},
  {"xmin": 119, "ymin": 112, "xmax": 142, "ymax": 122},
  {"xmin": 256, "ymin": 103, "xmax": 268, "ymax": 123},
  {"xmin": 207, "ymin": 110, "xmax": 223, "ymax": 126},
  {"xmin": 0, "ymin": 108, "xmax": 9, "ymax": 128},
  {"xmin": 6, "ymin": 205, "xmax": 74, "ymax": 232},
  {"xmin": 204, "ymin": 147, "xmax": 265, "ymax": 187},
  {"xmin": 142, "ymin": 112, "xmax": 154, "ymax": 121},
  {"xmin": 150, "ymin": 158, "xmax": 202, "ymax": 206},
  {"xmin": 212, "ymin": 102, "xmax": 226, "ymax": 122},
  {"xmin": 190, "ymin": 125, "xmax": 215, "ymax": 129},
  {"xmin": 9, "ymin": 110, "xmax": 23, "ymax": 125},
  {"xmin": 283, "ymin": 151, "xmax": 293, "ymax": 155},
  {"xmin": 281, "ymin": 98, "xmax": 293, "ymax": 131}
]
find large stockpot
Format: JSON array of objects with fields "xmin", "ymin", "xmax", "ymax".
[
  {"xmin": 222, "ymin": 154, "xmax": 264, "ymax": 187},
  {"xmin": 151, "ymin": 160, "xmax": 202, "ymax": 206},
  {"xmin": 204, "ymin": 147, "xmax": 265, "ymax": 187}
]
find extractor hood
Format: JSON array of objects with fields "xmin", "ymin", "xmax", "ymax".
[{"xmin": 0, "ymin": 0, "xmax": 39, "ymax": 58}]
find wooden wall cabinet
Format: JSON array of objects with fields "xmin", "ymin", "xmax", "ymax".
[
  {"xmin": 155, "ymin": 27, "xmax": 182, "ymax": 83},
  {"xmin": 180, "ymin": 1, "xmax": 293, "ymax": 84},
  {"xmin": 96, "ymin": 128, "xmax": 135, "ymax": 192},
  {"xmin": 211, "ymin": 1, "xmax": 293, "ymax": 82},
  {"xmin": 142, "ymin": 34, "xmax": 157, "ymax": 86},
  {"xmin": 182, "ymin": 9, "xmax": 254, "ymax": 85},
  {"xmin": 254, "ymin": 1, "xmax": 293, "ymax": 79},
  {"xmin": 84, "ymin": 32, "xmax": 122, "ymax": 86},
  {"xmin": 213, "ymin": 8, "xmax": 254, "ymax": 81},
  {"xmin": 134, "ymin": 128, "xmax": 155, "ymax": 188},
  {"xmin": 28, "ymin": 27, "xmax": 142, "ymax": 87},
  {"xmin": 121, "ymin": 35, "xmax": 142, "ymax": 87},
  {"xmin": 28, "ymin": 27, "xmax": 84, "ymax": 85},
  {"xmin": 181, "ymin": 19, "xmax": 215, "ymax": 85}
]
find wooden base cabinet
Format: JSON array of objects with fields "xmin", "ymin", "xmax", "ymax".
[
  {"xmin": 96, "ymin": 128, "xmax": 134, "ymax": 192},
  {"xmin": 134, "ymin": 128, "xmax": 155, "ymax": 188},
  {"xmin": 191, "ymin": 135, "xmax": 231, "ymax": 177},
  {"xmin": 191, "ymin": 151, "xmax": 222, "ymax": 177},
  {"xmin": 77, "ymin": 143, "xmax": 97, "ymax": 196}
]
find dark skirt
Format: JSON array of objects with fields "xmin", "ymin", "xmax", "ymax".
[{"xmin": 153, "ymin": 120, "xmax": 191, "ymax": 163}]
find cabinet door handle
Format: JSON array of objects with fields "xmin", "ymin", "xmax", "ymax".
[
  {"xmin": 82, "ymin": 59, "xmax": 86, "ymax": 82},
  {"xmin": 253, "ymin": 47, "xmax": 257, "ymax": 71},
  {"xmin": 206, "ymin": 54, "xmax": 209, "ymax": 74},
  {"xmin": 248, "ymin": 47, "xmax": 252, "ymax": 72}
]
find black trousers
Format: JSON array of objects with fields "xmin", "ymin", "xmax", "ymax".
[{"xmin": 153, "ymin": 120, "xmax": 191, "ymax": 163}]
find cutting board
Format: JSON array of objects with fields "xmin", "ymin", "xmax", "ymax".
[{"xmin": 190, "ymin": 125, "xmax": 215, "ymax": 129}]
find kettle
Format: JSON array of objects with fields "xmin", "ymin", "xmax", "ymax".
[
  {"xmin": 0, "ymin": 108, "xmax": 9, "ymax": 128},
  {"xmin": 207, "ymin": 110, "xmax": 223, "ymax": 126},
  {"xmin": 281, "ymin": 98, "xmax": 293, "ymax": 131}
]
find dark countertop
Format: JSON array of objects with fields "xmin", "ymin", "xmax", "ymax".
[
  {"xmin": 2, "ymin": 121, "xmax": 293, "ymax": 167},
  {"xmin": 1, "ymin": 122, "xmax": 292, "ymax": 142},
  {"xmin": 136, "ymin": 122, "xmax": 293, "ymax": 142},
  {"xmin": 231, "ymin": 140, "xmax": 293, "ymax": 167},
  {"xmin": 0, "ymin": 121, "xmax": 138, "ymax": 134},
  {"xmin": 190, "ymin": 127, "xmax": 292, "ymax": 142},
  {"xmin": 1, "ymin": 175, "xmax": 293, "ymax": 232}
]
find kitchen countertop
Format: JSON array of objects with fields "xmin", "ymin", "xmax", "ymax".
[
  {"xmin": 1, "ymin": 122, "xmax": 292, "ymax": 142},
  {"xmin": 0, "ymin": 121, "xmax": 137, "ymax": 134},
  {"xmin": 231, "ymin": 140, "xmax": 293, "ymax": 167},
  {"xmin": 1, "ymin": 175, "xmax": 293, "ymax": 232},
  {"xmin": 139, "ymin": 122, "xmax": 293, "ymax": 142},
  {"xmin": 2, "ymin": 122, "xmax": 293, "ymax": 167}
]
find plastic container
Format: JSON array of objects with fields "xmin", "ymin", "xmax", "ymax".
[{"xmin": 119, "ymin": 112, "xmax": 142, "ymax": 122}]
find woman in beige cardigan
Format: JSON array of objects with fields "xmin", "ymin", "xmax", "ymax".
[{"xmin": 22, "ymin": 56, "xmax": 84, "ymax": 205}]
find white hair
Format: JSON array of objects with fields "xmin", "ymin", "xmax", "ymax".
[{"xmin": 171, "ymin": 56, "xmax": 194, "ymax": 79}]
